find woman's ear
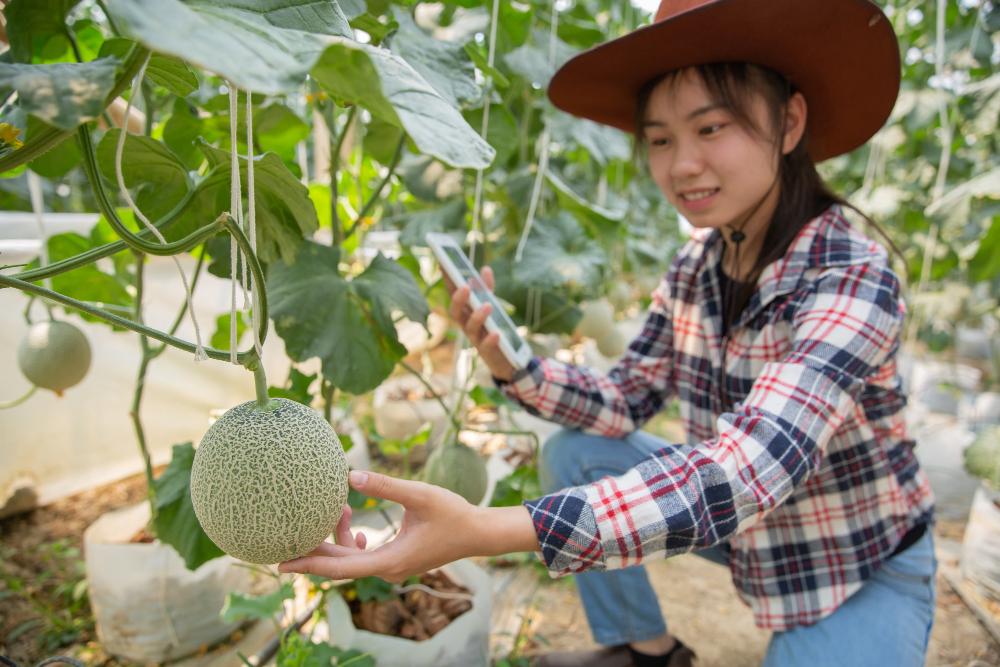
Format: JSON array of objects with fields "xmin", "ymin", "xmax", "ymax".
[{"xmin": 782, "ymin": 92, "xmax": 808, "ymax": 155}]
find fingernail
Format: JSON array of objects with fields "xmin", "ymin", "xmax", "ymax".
[
  {"xmin": 349, "ymin": 470, "xmax": 368, "ymax": 487},
  {"xmin": 277, "ymin": 560, "xmax": 299, "ymax": 573}
]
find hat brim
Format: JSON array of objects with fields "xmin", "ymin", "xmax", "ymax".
[{"xmin": 547, "ymin": 0, "xmax": 900, "ymax": 162}]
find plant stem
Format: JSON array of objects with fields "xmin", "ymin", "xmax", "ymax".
[
  {"xmin": 342, "ymin": 134, "xmax": 406, "ymax": 243},
  {"xmin": 331, "ymin": 106, "xmax": 358, "ymax": 247},
  {"xmin": 129, "ymin": 250, "xmax": 156, "ymax": 500},
  {"xmin": 322, "ymin": 379, "xmax": 335, "ymax": 423},
  {"xmin": 400, "ymin": 360, "xmax": 461, "ymax": 430},
  {"xmin": 247, "ymin": 354, "xmax": 274, "ymax": 410},
  {"xmin": 150, "ymin": 249, "xmax": 207, "ymax": 359},
  {"xmin": 0, "ymin": 385, "xmax": 36, "ymax": 409}
]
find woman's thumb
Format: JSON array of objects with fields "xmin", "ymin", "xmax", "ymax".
[{"xmin": 349, "ymin": 470, "xmax": 423, "ymax": 506}]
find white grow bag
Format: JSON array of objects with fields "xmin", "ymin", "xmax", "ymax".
[
  {"xmin": 962, "ymin": 484, "xmax": 1000, "ymax": 603},
  {"xmin": 84, "ymin": 502, "xmax": 251, "ymax": 663},
  {"xmin": 326, "ymin": 559, "xmax": 491, "ymax": 667}
]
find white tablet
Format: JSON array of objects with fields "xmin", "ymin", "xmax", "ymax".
[{"xmin": 425, "ymin": 232, "xmax": 533, "ymax": 370}]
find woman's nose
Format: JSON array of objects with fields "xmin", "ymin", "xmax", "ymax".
[{"xmin": 670, "ymin": 140, "xmax": 704, "ymax": 180}]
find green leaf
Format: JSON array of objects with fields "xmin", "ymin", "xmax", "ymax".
[
  {"xmin": 7, "ymin": 619, "xmax": 43, "ymax": 642},
  {"xmin": 152, "ymin": 442, "xmax": 226, "ymax": 570},
  {"xmin": 268, "ymin": 367, "xmax": 317, "ymax": 406},
  {"xmin": 464, "ymin": 42, "xmax": 509, "ymax": 89},
  {"xmin": 546, "ymin": 168, "xmax": 625, "ymax": 241},
  {"xmin": 502, "ymin": 29, "xmax": 576, "ymax": 88},
  {"xmin": 970, "ymin": 217, "xmax": 1000, "ymax": 283},
  {"xmin": 221, "ymin": 581, "xmax": 295, "ymax": 624},
  {"xmin": 269, "ymin": 241, "xmax": 428, "ymax": 394},
  {"xmin": 163, "ymin": 97, "xmax": 207, "ymax": 170},
  {"xmin": 390, "ymin": 10, "xmax": 480, "ymax": 108},
  {"xmin": 550, "ymin": 111, "xmax": 631, "ymax": 166},
  {"xmin": 463, "ymin": 104, "xmax": 518, "ymax": 169},
  {"xmin": 491, "ymin": 256, "xmax": 582, "ymax": 336},
  {"xmin": 349, "ymin": 12, "xmax": 398, "ymax": 45},
  {"xmin": 210, "ymin": 311, "xmax": 249, "ymax": 351},
  {"xmin": 98, "ymin": 38, "xmax": 198, "ymax": 97},
  {"xmin": 398, "ymin": 197, "xmax": 468, "ymax": 247},
  {"xmin": 399, "ymin": 153, "xmax": 466, "ymax": 202},
  {"xmin": 337, "ymin": 0, "xmax": 367, "ymax": 21},
  {"xmin": 363, "ymin": 116, "xmax": 405, "ymax": 166},
  {"xmin": 490, "ymin": 465, "xmax": 541, "ymax": 508},
  {"xmin": 0, "ymin": 58, "xmax": 120, "ymax": 130},
  {"xmin": 2, "ymin": 0, "xmax": 80, "ymax": 64},
  {"xmin": 255, "ymin": 104, "xmax": 311, "ymax": 163},
  {"xmin": 311, "ymin": 40, "xmax": 495, "ymax": 169},
  {"xmin": 173, "ymin": 140, "xmax": 319, "ymax": 265},
  {"xmin": 96, "ymin": 129, "xmax": 191, "ymax": 222},
  {"xmin": 26, "ymin": 116, "xmax": 81, "ymax": 178},
  {"xmin": 469, "ymin": 385, "xmax": 519, "ymax": 411},
  {"xmin": 104, "ymin": 0, "xmax": 352, "ymax": 94},
  {"xmin": 353, "ymin": 576, "xmax": 394, "ymax": 602},
  {"xmin": 512, "ymin": 211, "xmax": 607, "ymax": 292}
]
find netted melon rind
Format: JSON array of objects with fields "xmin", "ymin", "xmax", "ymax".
[
  {"xmin": 17, "ymin": 321, "xmax": 91, "ymax": 392},
  {"xmin": 423, "ymin": 441, "xmax": 488, "ymax": 505},
  {"xmin": 190, "ymin": 399, "xmax": 350, "ymax": 564}
]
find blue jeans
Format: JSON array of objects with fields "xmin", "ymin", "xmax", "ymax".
[{"xmin": 539, "ymin": 428, "xmax": 937, "ymax": 667}]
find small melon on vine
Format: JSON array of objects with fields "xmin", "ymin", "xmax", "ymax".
[
  {"xmin": 423, "ymin": 440, "xmax": 488, "ymax": 505},
  {"xmin": 575, "ymin": 299, "xmax": 615, "ymax": 341},
  {"xmin": 17, "ymin": 320, "xmax": 91, "ymax": 394},
  {"xmin": 190, "ymin": 398, "xmax": 350, "ymax": 564}
]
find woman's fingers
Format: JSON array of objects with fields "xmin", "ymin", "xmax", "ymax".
[
  {"xmin": 356, "ymin": 531, "xmax": 367, "ymax": 550},
  {"xmin": 448, "ymin": 285, "xmax": 470, "ymax": 324},
  {"xmin": 481, "ymin": 265, "xmax": 495, "ymax": 291},
  {"xmin": 335, "ymin": 505, "xmax": 356, "ymax": 548},
  {"xmin": 279, "ymin": 550, "xmax": 395, "ymax": 581},
  {"xmin": 465, "ymin": 303, "xmax": 493, "ymax": 341},
  {"xmin": 349, "ymin": 470, "xmax": 429, "ymax": 508}
]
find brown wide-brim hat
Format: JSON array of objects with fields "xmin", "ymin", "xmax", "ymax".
[{"xmin": 547, "ymin": 0, "xmax": 900, "ymax": 162}]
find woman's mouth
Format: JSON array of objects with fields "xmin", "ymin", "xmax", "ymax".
[{"xmin": 678, "ymin": 188, "xmax": 719, "ymax": 211}]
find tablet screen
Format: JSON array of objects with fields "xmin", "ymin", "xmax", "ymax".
[{"xmin": 442, "ymin": 246, "xmax": 523, "ymax": 352}]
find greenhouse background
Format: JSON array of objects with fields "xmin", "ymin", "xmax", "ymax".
[{"xmin": 2, "ymin": 0, "xmax": 1000, "ymax": 664}]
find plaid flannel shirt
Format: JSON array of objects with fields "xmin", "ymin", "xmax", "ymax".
[{"xmin": 500, "ymin": 206, "xmax": 935, "ymax": 630}]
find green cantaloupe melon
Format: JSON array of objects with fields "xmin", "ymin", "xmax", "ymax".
[
  {"xmin": 190, "ymin": 398, "xmax": 350, "ymax": 564},
  {"xmin": 575, "ymin": 299, "xmax": 615, "ymax": 341},
  {"xmin": 423, "ymin": 441, "xmax": 488, "ymax": 505},
  {"xmin": 965, "ymin": 426, "xmax": 1000, "ymax": 489},
  {"xmin": 597, "ymin": 326, "xmax": 626, "ymax": 358},
  {"xmin": 17, "ymin": 320, "xmax": 91, "ymax": 393},
  {"xmin": 607, "ymin": 281, "xmax": 633, "ymax": 312},
  {"xmin": 636, "ymin": 273, "xmax": 662, "ymax": 295}
]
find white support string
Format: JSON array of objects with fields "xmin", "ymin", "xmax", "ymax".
[
  {"xmin": 467, "ymin": 0, "xmax": 502, "ymax": 266},
  {"xmin": 246, "ymin": 89, "xmax": 263, "ymax": 359},
  {"xmin": 514, "ymin": 6, "xmax": 559, "ymax": 264},
  {"xmin": 116, "ymin": 54, "xmax": 208, "ymax": 362},
  {"xmin": 228, "ymin": 85, "xmax": 241, "ymax": 363}
]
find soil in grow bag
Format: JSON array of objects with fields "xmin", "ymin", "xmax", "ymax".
[{"xmin": 346, "ymin": 570, "xmax": 473, "ymax": 641}]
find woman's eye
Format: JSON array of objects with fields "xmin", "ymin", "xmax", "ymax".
[
  {"xmin": 649, "ymin": 137, "xmax": 670, "ymax": 147},
  {"xmin": 700, "ymin": 124, "xmax": 725, "ymax": 135}
]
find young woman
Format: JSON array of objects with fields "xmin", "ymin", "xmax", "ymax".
[{"xmin": 280, "ymin": 1, "xmax": 937, "ymax": 665}]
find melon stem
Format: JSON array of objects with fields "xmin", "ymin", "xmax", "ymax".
[{"xmin": 245, "ymin": 354, "xmax": 275, "ymax": 411}]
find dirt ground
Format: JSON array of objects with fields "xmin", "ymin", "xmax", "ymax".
[
  {"xmin": 2, "ymin": 469, "xmax": 1000, "ymax": 667},
  {"xmin": 519, "ymin": 519, "xmax": 1000, "ymax": 666}
]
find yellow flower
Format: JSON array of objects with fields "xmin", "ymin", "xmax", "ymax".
[
  {"xmin": 364, "ymin": 497, "xmax": 378, "ymax": 508},
  {"xmin": 0, "ymin": 123, "xmax": 23, "ymax": 150}
]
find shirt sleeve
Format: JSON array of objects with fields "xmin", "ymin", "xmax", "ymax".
[
  {"xmin": 524, "ymin": 263, "xmax": 904, "ymax": 576},
  {"xmin": 496, "ymin": 281, "xmax": 677, "ymax": 437}
]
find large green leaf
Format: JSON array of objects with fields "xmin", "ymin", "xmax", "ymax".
[
  {"xmin": 502, "ymin": 29, "xmax": 576, "ymax": 88},
  {"xmin": 512, "ymin": 211, "xmax": 607, "ymax": 292},
  {"xmin": 98, "ymin": 38, "xmax": 198, "ymax": 97},
  {"xmin": 104, "ymin": 0, "xmax": 352, "ymax": 94},
  {"xmin": 269, "ymin": 241, "xmax": 429, "ymax": 394},
  {"xmin": 546, "ymin": 168, "xmax": 625, "ymax": 242},
  {"xmin": 398, "ymin": 197, "xmax": 468, "ymax": 247},
  {"xmin": 104, "ymin": 0, "xmax": 493, "ymax": 169},
  {"xmin": 0, "ymin": 58, "xmax": 120, "ymax": 131},
  {"xmin": 170, "ymin": 140, "xmax": 319, "ymax": 265},
  {"xmin": 152, "ymin": 442, "xmax": 226, "ymax": 571},
  {"xmin": 463, "ymin": 104, "xmax": 519, "ymax": 169},
  {"xmin": 311, "ymin": 40, "xmax": 495, "ymax": 169},
  {"xmin": 2, "ymin": 0, "xmax": 80, "ymax": 64},
  {"xmin": 255, "ymin": 104, "xmax": 310, "ymax": 163},
  {"xmin": 96, "ymin": 129, "xmax": 191, "ymax": 222},
  {"xmin": 399, "ymin": 153, "xmax": 466, "ymax": 202},
  {"xmin": 491, "ymin": 256, "xmax": 582, "ymax": 336},
  {"xmin": 26, "ymin": 116, "xmax": 81, "ymax": 178},
  {"xmin": 221, "ymin": 581, "xmax": 294, "ymax": 624},
  {"xmin": 163, "ymin": 98, "xmax": 206, "ymax": 170},
  {"xmin": 390, "ymin": 10, "xmax": 479, "ymax": 108},
  {"xmin": 550, "ymin": 111, "xmax": 631, "ymax": 166}
]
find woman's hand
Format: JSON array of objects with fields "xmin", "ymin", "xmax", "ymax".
[
  {"xmin": 278, "ymin": 471, "xmax": 540, "ymax": 582},
  {"xmin": 443, "ymin": 265, "xmax": 516, "ymax": 383}
]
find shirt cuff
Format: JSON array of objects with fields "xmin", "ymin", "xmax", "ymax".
[
  {"xmin": 522, "ymin": 487, "xmax": 606, "ymax": 577},
  {"xmin": 495, "ymin": 356, "xmax": 544, "ymax": 405}
]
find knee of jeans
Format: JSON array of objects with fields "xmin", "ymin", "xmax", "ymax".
[{"xmin": 539, "ymin": 428, "xmax": 588, "ymax": 494}]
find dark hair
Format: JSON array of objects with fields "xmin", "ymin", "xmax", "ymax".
[{"xmin": 633, "ymin": 62, "xmax": 898, "ymax": 322}]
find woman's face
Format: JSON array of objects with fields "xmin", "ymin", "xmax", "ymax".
[{"xmin": 642, "ymin": 70, "xmax": 783, "ymax": 232}]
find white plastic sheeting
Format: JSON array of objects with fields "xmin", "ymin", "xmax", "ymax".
[{"xmin": 0, "ymin": 252, "xmax": 293, "ymax": 507}]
